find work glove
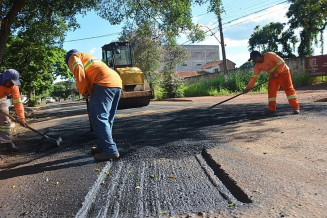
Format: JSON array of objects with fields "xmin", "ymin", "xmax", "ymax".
[
  {"xmin": 19, "ymin": 120, "xmax": 27, "ymax": 127},
  {"xmin": 243, "ymin": 88, "xmax": 250, "ymax": 94}
]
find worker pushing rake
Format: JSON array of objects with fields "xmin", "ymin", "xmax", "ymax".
[
  {"xmin": 210, "ymin": 51, "xmax": 301, "ymax": 116},
  {"xmin": 0, "ymin": 69, "xmax": 61, "ymax": 156}
]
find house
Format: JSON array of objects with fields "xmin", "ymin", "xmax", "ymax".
[
  {"xmin": 200, "ymin": 59, "xmax": 236, "ymax": 73},
  {"xmin": 177, "ymin": 45, "xmax": 220, "ymax": 72}
]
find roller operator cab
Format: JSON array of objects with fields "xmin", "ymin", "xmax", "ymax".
[{"xmin": 102, "ymin": 41, "xmax": 154, "ymax": 109}]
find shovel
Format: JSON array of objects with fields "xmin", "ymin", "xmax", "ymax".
[
  {"xmin": 208, "ymin": 79, "xmax": 270, "ymax": 109},
  {"xmin": 0, "ymin": 110, "xmax": 62, "ymax": 147}
]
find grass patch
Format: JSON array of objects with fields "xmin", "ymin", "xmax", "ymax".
[{"xmin": 183, "ymin": 71, "xmax": 269, "ymax": 97}]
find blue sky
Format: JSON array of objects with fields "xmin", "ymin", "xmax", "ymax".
[{"xmin": 62, "ymin": 0, "xmax": 326, "ymax": 68}]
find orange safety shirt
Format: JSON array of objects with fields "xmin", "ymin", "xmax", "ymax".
[
  {"xmin": 67, "ymin": 52, "xmax": 122, "ymax": 95},
  {"xmin": 0, "ymin": 85, "xmax": 25, "ymax": 121},
  {"xmin": 246, "ymin": 52, "xmax": 289, "ymax": 89}
]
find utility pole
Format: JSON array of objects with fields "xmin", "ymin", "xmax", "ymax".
[{"xmin": 218, "ymin": 14, "xmax": 229, "ymax": 82}]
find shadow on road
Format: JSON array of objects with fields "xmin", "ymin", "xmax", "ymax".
[
  {"xmin": 0, "ymin": 153, "xmax": 93, "ymax": 180},
  {"xmin": 1, "ymin": 101, "xmax": 326, "ymax": 173}
]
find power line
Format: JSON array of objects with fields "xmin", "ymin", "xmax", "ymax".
[
  {"xmin": 222, "ymin": 1, "xmax": 288, "ymax": 26},
  {"xmin": 222, "ymin": 0, "xmax": 287, "ymax": 21},
  {"xmin": 223, "ymin": 6, "xmax": 288, "ymax": 30},
  {"xmin": 63, "ymin": 1, "xmax": 288, "ymax": 44},
  {"xmin": 64, "ymin": 32, "xmax": 120, "ymax": 43}
]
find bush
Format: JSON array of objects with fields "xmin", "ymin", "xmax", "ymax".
[{"xmin": 292, "ymin": 73, "xmax": 314, "ymax": 87}]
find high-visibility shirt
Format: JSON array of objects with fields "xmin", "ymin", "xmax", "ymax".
[
  {"xmin": 0, "ymin": 85, "xmax": 25, "ymax": 121},
  {"xmin": 246, "ymin": 52, "xmax": 289, "ymax": 89},
  {"xmin": 67, "ymin": 52, "xmax": 122, "ymax": 95}
]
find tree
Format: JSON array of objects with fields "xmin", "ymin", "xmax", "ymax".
[
  {"xmin": 159, "ymin": 41, "xmax": 188, "ymax": 98},
  {"xmin": 1, "ymin": 37, "xmax": 70, "ymax": 100},
  {"xmin": 120, "ymin": 22, "xmax": 163, "ymax": 88},
  {"xmin": 248, "ymin": 22, "xmax": 297, "ymax": 58},
  {"xmin": 287, "ymin": 0, "xmax": 327, "ymax": 56},
  {"xmin": 0, "ymin": 0, "xmax": 99, "ymax": 65}
]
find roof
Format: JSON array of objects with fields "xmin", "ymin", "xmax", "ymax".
[
  {"xmin": 175, "ymin": 71, "xmax": 198, "ymax": 78},
  {"xmin": 200, "ymin": 61, "xmax": 223, "ymax": 70},
  {"xmin": 200, "ymin": 59, "xmax": 236, "ymax": 70}
]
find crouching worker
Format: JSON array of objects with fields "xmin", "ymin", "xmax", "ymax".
[
  {"xmin": 65, "ymin": 49, "xmax": 122, "ymax": 161},
  {"xmin": 0, "ymin": 69, "xmax": 27, "ymax": 152},
  {"xmin": 245, "ymin": 51, "xmax": 300, "ymax": 115}
]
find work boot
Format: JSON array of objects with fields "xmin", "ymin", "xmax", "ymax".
[
  {"xmin": 91, "ymin": 146, "xmax": 102, "ymax": 154},
  {"xmin": 6, "ymin": 142, "xmax": 18, "ymax": 153},
  {"xmin": 265, "ymin": 110, "xmax": 276, "ymax": 116},
  {"xmin": 293, "ymin": 110, "xmax": 300, "ymax": 115},
  {"xmin": 94, "ymin": 152, "xmax": 120, "ymax": 162}
]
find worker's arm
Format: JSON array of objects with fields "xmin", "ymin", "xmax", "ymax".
[
  {"xmin": 69, "ymin": 56, "xmax": 88, "ymax": 95},
  {"xmin": 245, "ymin": 66, "xmax": 261, "ymax": 91},
  {"xmin": 11, "ymin": 86, "xmax": 27, "ymax": 126}
]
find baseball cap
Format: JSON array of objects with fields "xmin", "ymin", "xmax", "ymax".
[
  {"xmin": 248, "ymin": 51, "xmax": 261, "ymax": 61},
  {"xmin": 1, "ymin": 69, "xmax": 21, "ymax": 86},
  {"xmin": 65, "ymin": 49, "xmax": 79, "ymax": 65}
]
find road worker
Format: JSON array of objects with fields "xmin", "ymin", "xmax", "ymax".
[
  {"xmin": 245, "ymin": 51, "xmax": 300, "ymax": 115},
  {"xmin": 0, "ymin": 69, "xmax": 27, "ymax": 153},
  {"xmin": 65, "ymin": 49, "xmax": 122, "ymax": 161}
]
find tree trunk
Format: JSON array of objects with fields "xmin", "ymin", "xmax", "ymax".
[
  {"xmin": 0, "ymin": 0, "xmax": 27, "ymax": 65},
  {"xmin": 28, "ymin": 89, "xmax": 33, "ymax": 99}
]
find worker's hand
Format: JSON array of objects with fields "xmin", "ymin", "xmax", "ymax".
[
  {"xmin": 19, "ymin": 120, "xmax": 27, "ymax": 127},
  {"xmin": 82, "ymin": 91, "xmax": 89, "ymax": 99},
  {"xmin": 243, "ymin": 88, "xmax": 250, "ymax": 94}
]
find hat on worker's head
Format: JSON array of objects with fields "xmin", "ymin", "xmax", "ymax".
[
  {"xmin": 0, "ymin": 69, "xmax": 21, "ymax": 86},
  {"xmin": 65, "ymin": 49, "xmax": 79, "ymax": 65},
  {"xmin": 248, "ymin": 51, "xmax": 261, "ymax": 61}
]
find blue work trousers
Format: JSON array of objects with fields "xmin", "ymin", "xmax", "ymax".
[{"xmin": 89, "ymin": 84, "xmax": 121, "ymax": 155}]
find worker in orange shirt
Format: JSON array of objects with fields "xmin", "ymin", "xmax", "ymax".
[
  {"xmin": 245, "ymin": 51, "xmax": 300, "ymax": 115},
  {"xmin": 0, "ymin": 69, "xmax": 27, "ymax": 153},
  {"xmin": 65, "ymin": 49, "xmax": 122, "ymax": 161}
]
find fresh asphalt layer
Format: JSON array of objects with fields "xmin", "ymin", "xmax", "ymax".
[{"xmin": 0, "ymin": 97, "xmax": 326, "ymax": 217}]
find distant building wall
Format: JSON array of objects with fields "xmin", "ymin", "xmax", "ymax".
[
  {"xmin": 285, "ymin": 57, "xmax": 306, "ymax": 76},
  {"xmin": 177, "ymin": 45, "xmax": 220, "ymax": 72}
]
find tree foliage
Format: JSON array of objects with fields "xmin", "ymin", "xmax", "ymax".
[
  {"xmin": 97, "ymin": 0, "xmax": 207, "ymax": 43},
  {"xmin": 1, "ymin": 37, "xmax": 70, "ymax": 99},
  {"xmin": 248, "ymin": 22, "xmax": 297, "ymax": 58},
  {"xmin": 0, "ymin": 0, "xmax": 99, "ymax": 64},
  {"xmin": 287, "ymin": 0, "xmax": 327, "ymax": 56},
  {"xmin": 0, "ymin": 0, "xmax": 100, "ymax": 101},
  {"xmin": 52, "ymin": 81, "xmax": 79, "ymax": 100}
]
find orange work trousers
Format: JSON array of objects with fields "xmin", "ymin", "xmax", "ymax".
[{"xmin": 268, "ymin": 71, "xmax": 300, "ymax": 111}]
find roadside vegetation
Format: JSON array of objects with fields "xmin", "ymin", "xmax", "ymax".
[{"xmin": 155, "ymin": 71, "xmax": 325, "ymax": 99}]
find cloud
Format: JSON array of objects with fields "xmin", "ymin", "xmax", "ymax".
[
  {"xmin": 224, "ymin": 3, "xmax": 289, "ymax": 28},
  {"xmin": 89, "ymin": 47, "xmax": 97, "ymax": 55}
]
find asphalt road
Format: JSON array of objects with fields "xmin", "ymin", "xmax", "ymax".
[{"xmin": 0, "ymin": 85, "xmax": 326, "ymax": 217}]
